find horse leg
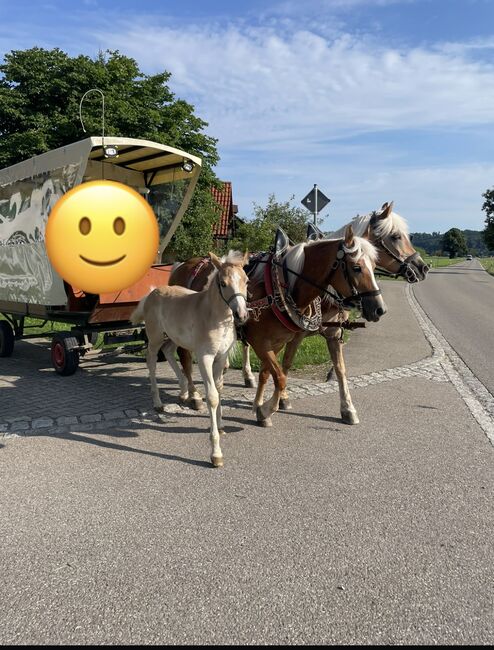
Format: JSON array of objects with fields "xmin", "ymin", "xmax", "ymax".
[
  {"xmin": 256, "ymin": 350, "xmax": 286, "ymax": 428},
  {"xmin": 253, "ymin": 363, "xmax": 270, "ymax": 412},
  {"xmin": 162, "ymin": 342, "xmax": 189, "ymax": 406},
  {"xmin": 325, "ymin": 330, "xmax": 359, "ymax": 425},
  {"xmin": 177, "ymin": 347, "xmax": 203, "ymax": 410},
  {"xmin": 279, "ymin": 333, "xmax": 305, "ymax": 410},
  {"xmin": 213, "ymin": 353, "xmax": 228, "ymax": 436},
  {"xmin": 242, "ymin": 342, "xmax": 257, "ymax": 388},
  {"xmin": 197, "ymin": 354, "xmax": 224, "ymax": 467},
  {"xmin": 146, "ymin": 336, "xmax": 167, "ymax": 411}
]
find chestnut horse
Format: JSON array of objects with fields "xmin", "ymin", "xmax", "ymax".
[
  {"xmin": 169, "ymin": 226, "xmax": 386, "ymax": 427},
  {"xmin": 275, "ymin": 201, "xmax": 429, "ymax": 423}
]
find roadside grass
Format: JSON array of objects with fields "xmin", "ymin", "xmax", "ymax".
[
  {"xmin": 479, "ymin": 257, "xmax": 494, "ymax": 276},
  {"xmin": 2, "ymin": 317, "xmax": 110, "ymax": 347},
  {"xmin": 228, "ymin": 334, "xmax": 329, "ymax": 372},
  {"xmin": 424, "ymin": 256, "xmax": 467, "ymax": 268}
]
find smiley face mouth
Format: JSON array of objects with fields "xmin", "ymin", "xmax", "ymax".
[{"xmin": 80, "ymin": 254, "xmax": 126, "ymax": 267}]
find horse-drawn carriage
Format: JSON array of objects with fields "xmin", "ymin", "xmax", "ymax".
[{"xmin": 0, "ymin": 136, "xmax": 202, "ymax": 374}]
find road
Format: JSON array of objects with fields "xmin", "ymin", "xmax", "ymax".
[
  {"xmin": 413, "ymin": 258, "xmax": 494, "ymax": 395},
  {"xmin": 0, "ymin": 280, "xmax": 493, "ymax": 645}
]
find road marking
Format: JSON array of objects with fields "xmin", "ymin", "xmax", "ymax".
[{"xmin": 407, "ymin": 284, "xmax": 494, "ymax": 447}]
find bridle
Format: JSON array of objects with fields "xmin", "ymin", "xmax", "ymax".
[
  {"xmin": 216, "ymin": 273, "xmax": 248, "ymax": 315},
  {"xmin": 279, "ymin": 241, "xmax": 381, "ymax": 310},
  {"xmin": 375, "ymin": 237, "xmax": 423, "ymax": 283}
]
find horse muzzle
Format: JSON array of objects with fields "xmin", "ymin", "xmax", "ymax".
[{"xmin": 361, "ymin": 295, "xmax": 387, "ymax": 322}]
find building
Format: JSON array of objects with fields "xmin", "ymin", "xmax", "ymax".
[{"xmin": 211, "ymin": 181, "xmax": 239, "ymax": 246}]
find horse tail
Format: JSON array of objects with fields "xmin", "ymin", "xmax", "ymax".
[{"xmin": 130, "ymin": 295, "xmax": 148, "ymax": 325}]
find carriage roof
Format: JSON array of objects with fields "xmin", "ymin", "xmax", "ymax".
[{"xmin": 0, "ymin": 137, "xmax": 202, "ymax": 188}]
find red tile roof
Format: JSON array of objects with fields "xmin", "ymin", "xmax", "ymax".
[{"xmin": 211, "ymin": 182, "xmax": 234, "ymax": 238}]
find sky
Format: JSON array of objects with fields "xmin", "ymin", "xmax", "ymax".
[{"xmin": 1, "ymin": 0, "xmax": 494, "ymax": 233}]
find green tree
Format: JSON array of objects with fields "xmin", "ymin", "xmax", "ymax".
[
  {"xmin": 442, "ymin": 227, "xmax": 468, "ymax": 258},
  {"xmin": 0, "ymin": 47, "xmax": 220, "ymax": 258},
  {"xmin": 229, "ymin": 194, "xmax": 314, "ymax": 252},
  {"xmin": 482, "ymin": 188, "xmax": 494, "ymax": 252}
]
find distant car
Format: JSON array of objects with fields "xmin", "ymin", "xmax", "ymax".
[{"xmin": 466, "ymin": 254, "xmax": 473, "ymax": 260}]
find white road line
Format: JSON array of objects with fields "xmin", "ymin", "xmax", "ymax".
[{"xmin": 408, "ymin": 283, "xmax": 494, "ymax": 447}]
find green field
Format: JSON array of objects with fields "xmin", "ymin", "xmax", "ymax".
[
  {"xmin": 479, "ymin": 257, "xmax": 494, "ymax": 276},
  {"xmin": 423, "ymin": 256, "xmax": 467, "ymax": 268},
  {"xmin": 228, "ymin": 335, "xmax": 329, "ymax": 372}
]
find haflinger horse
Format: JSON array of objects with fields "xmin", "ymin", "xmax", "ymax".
[
  {"xmin": 131, "ymin": 250, "xmax": 249, "ymax": 468},
  {"xmin": 275, "ymin": 201, "xmax": 429, "ymax": 422},
  {"xmin": 169, "ymin": 225, "xmax": 386, "ymax": 428}
]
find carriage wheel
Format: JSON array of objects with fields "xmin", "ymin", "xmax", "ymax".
[
  {"xmin": 51, "ymin": 332, "xmax": 80, "ymax": 376},
  {"xmin": 0, "ymin": 321, "xmax": 15, "ymax": 357}
]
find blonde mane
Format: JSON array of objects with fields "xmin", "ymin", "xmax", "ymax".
[
  {"xmin": 284, "ymin": 236, "xmax": 378, "ymax": 292},
  {"xmin": 330, "ymin": 210, "xmax": 410, "ymax": 240}
]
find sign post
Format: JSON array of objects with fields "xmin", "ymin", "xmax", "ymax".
[{"xmin": 301, "ymin": 184, "xmax": 330, "ymax": 224}]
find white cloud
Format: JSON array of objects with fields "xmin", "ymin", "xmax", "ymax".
[{"xmin": 97, "ymin": 21, "xmax": 494, "ymax": 151}]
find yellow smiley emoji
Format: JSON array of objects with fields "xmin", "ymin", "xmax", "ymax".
[{"xmin": 45, "ymin": 180, "xmax": 159, "ymax": 294}]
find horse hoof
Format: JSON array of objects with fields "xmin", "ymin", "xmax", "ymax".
[
  {"xmin": 256, "ymin": 407, "xmax": 272, "ymax": 427},
  {"xmin": 341, "ymin": 410, "xmax": 359, "ymax": 425},
  {"xmin": 153, "ymin": 404, "xmax": 164, "ymax": 413},
  {"xmin": 219, "ymin": 429, "xmax": 226, "ymax": 436},
  {"xmin": 244, "ymin": 378, "xmax": 257, "ymax": 388},
  {"xmin": 189, "ymin": 398, "xmax": 204, "ymax": 411},
  {"xmin": 279, "ymin": 398, "xmax": 293, "ymax": 411},
  {"xmin": 211, "ymin": 455, "xmax": 224, "ymax": 468},
  {"xmin": 326, "ymin": 368, "xmax": 335, "ymax": 382}
]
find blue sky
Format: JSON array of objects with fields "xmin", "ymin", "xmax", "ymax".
[{"xmin": 1, "ymin": 0, "xmax": 494, "ymax": 233}]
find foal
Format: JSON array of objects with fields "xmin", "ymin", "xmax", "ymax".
[{"xmin": 131, "ymin": 251, "xmax": 249, "ymax": 468}]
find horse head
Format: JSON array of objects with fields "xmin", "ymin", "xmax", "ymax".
[
  {"xmin": 209, "ymin": 250, "xmax": 250, "ymax": 325},
  {"xmin": 335, "ymin": 225, "xmax": 387, "ymax": 322},
  {"xmin": 369, "ymin": 202, "xmax": 429, "ymax": 282}
]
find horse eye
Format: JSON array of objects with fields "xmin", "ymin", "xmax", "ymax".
[
  {"xmin": 353, "ymin": 266, "xmax": 362, "ymax": 273},
  {"xmin": 79, "ymin": 217, "xmax": 91, "ymax": 235},
  {"xmin": 392, "ymin": 234, "xmax": 401, "ymax": 241},
  {"xmin": 220, "ymin": 281, "xmax": 227, "ymax": 287},
  {"xmin": 113, "ymin": 217, "xmax": 125, "ymax": 235}
]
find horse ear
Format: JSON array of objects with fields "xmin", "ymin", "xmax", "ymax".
[
  {"xmin": 363, "ymin": 222, "xmax": 372, "ymax": 239},
  {"xmin": 243, "ymin": 251, "xmax": 250, "ymax": 266},
  {"xmin": 378, "ymin": 201, "xmax": 394, "ymax": 220},
  {"xmin": 344, "ymin": 224, "xmax": 354, "ymax": 247},
  {"xmin": 208, "ymin": 252, "xmax": 222, "ymax": 270}
]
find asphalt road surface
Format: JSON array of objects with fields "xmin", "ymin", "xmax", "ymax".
[
  {"xmin": 413, "ymin": 258, "xmax": 494, "ymax": 395},
  {"xmin": 0, "ymin": 280, "xmax": 493, "ymax": 645}
]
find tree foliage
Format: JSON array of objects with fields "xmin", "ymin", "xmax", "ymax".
[
  {"xmin": 0, "ymin": 47, "xmax": 221, "ymax": 258},
  {"xmin": 442, "ymin": 227, "xmax": 468, "ymax": 258},
  {"xmin": 229, "ymin": 194, "xmax": 314, "ymax": 252},
  {"xmin": 481, "ymin": 188, "xmax": 494, "ymax": 252}
]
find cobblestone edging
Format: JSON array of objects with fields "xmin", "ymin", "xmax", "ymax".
[
  {"xmin": 2, "ymin": 285, "xmax": 492, "ymax": 442},
  {"xmin": 406, "ymin": 284, "xmax": 494, "ymax": 447}
]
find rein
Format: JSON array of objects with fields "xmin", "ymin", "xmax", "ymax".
[
  {"xmin": 246, "ymin": 242, "xmax": 381, "ymax": 331},
  {"xmin": 278, "ymin": 243, "xmax": 381, "ymax": 309},
  {"xmin": 374, "ymin": 238, "xmax": 422, "ymax": 283}
]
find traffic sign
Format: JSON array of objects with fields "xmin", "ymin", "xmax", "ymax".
[{"xmin": 301, "ymin": 185, "xmax": 330, "ymax": 224}]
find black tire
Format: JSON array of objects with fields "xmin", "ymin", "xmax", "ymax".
[
  {"xmin": 51, "ymin": 332, "xmax": 80, "ymax": 376},
  {"xmin": 0, "ymin": 320, "xmax": 15, "ymax": 357}
]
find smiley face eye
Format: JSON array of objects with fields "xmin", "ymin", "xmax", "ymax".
[
  {"xmin": 79, "ymin": 217, "xmax": 91, "ymax": 235},
  {"xmin": 113, "ymin": 217, "xmax": 125, "ymax": 235}
]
